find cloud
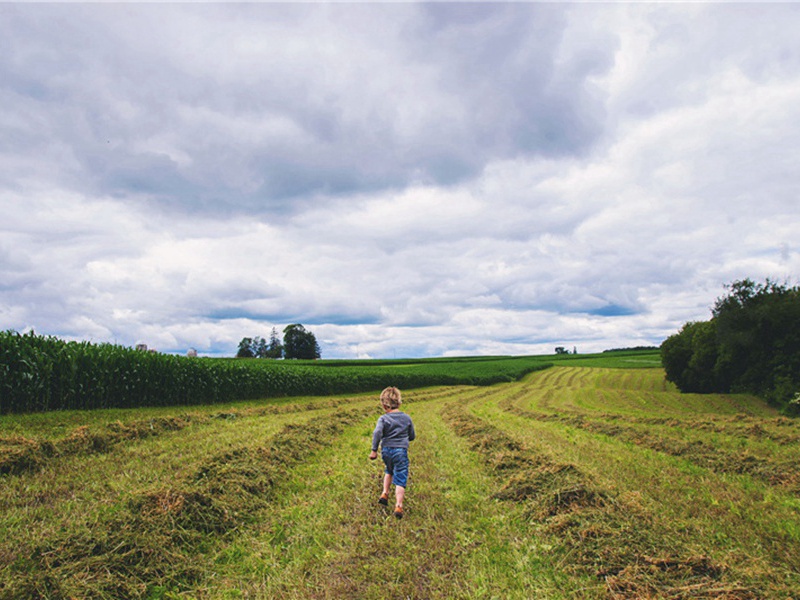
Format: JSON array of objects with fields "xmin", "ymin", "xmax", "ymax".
[
  {"xmin": 1, "ymin": 3, "xmax": 615, "ymax": 214},
  {"xmin": 1, "ymin": 3, "xmax": 799, "ymax": 359}
]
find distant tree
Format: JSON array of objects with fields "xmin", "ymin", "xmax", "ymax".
[
  {"xmin": 265, "ymin": 327, "xmax": 283, "ymax": 359},
  {"xmin": 236, "ymin": 337, "xmax": 255, "ymax": 358},
  {"xmin": 236, "ymin": 335, "xmax": 269, "ymax": 358},
  {"xmin": 283, "ymin": 324, "xmax": 321, "ymax": 360},
  {"xmin": 603, "ymin": 346, "xmax": 660, "ymax": 353},
  {"xmin": 555, "ymin": 347, "xmax": 568, "ymax": 355},
  {"xmin": 254, "ymin": 336, "xmax": 268, "ymax": 358}
]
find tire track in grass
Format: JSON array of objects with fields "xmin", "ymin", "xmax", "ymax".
[{"xmin": 290, "ymin": 402, "xmax": 470, "ymax": 598}]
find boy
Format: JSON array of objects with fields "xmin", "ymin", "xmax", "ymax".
[{"xmin": 369, "ymin": 386, "xmax": 415, "ymax": 519}]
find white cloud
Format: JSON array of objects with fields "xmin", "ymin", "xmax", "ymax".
[{"xmin": 1, "ymin": 3, "xmax": 799, "ymax": 358}]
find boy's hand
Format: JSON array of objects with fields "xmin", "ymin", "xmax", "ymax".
[{"xmin": 369, "ymin": 451, "xmax": 378, "ymax": 460}]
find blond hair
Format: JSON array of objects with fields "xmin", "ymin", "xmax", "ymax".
[{"xmin": 380, "ymin": 386, "xmax": 402, "ymax": 409}]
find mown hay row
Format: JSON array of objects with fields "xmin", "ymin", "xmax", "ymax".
[
  {"xmin": 0, "ymin": 380, "xmax": 473, "ymax": 480},
  {"xmin": 441, "ymin": 402, "xmax": 612, "ymax": 521},
  {"xmin": 613, "ymin": 414, "xmax": 800, "ymax": 446},
  {"xmin": 517, "ymin": 366, "xmax": 774, "ymax": 420},
  {"xmin": 503, "ymin": 390, "xmax": 800, "ymax": 446},
  {"xmin": 0, "ymin": 407, "xmax": 372, "ymax": 600},
  {"xmin": 500, "ymin": 400, "xmax": 800, "ymax": 496},
  {"xmin": 0, "ymin": 393, "xmax": 383, "ymax": 478},
  {"xmin": 0, "ymin": 415, "xmax": 198, "ymax": 476},
  {"xmin": 440, "ymin": 403, "xmax": 755, "ymax": 599}
]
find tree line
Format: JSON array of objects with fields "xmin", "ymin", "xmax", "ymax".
[
  {"xmin": 237, "ymin": 324, "xmax": 321, "ymax": 360},
  {"xmin": 661, "ymin": 279, "xmax": 800, "ymax": 413}
]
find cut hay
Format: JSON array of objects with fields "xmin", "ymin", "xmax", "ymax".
[
  {"xmin": 442, "ymin": 404, "xmax": 766, "ymax": 599},
  {"xmin": 1, "ymin": 408, "xmax": 371, "ymax": 599}
]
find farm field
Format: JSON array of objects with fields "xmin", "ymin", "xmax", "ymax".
[
  {"xmin": 2, "ymin": 357, "xmax": 799, "ymax": 598},
  {"xmin": 0, "ymin": 330, "xmax": 551, "ymax": 414}
]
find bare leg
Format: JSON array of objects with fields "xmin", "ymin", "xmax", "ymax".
[
  {"xmin": 395, "ymin": 485, "xmax": 405, "ymax": 509},
  {"xmin": 382, "ymin": 473, "xmax": 393, "ymax": 497}
]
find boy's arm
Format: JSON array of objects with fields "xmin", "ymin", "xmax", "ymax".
[
  {"xmin": 370, "ymin": 416, "xmax": 384, "ymax": 457},
  {"xmin": 408, "ymin": 418, "xmax": 416, "ymax": 442}
]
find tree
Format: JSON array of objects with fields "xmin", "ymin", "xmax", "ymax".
[
  {"xmin": 265, "ymin": 327, "xmax": 283, "ymax": 359},
  {"xmin": 283, "ymin": 324, "xmax": 321, "ymax": 360},
  {"xmin": 661, "ymin": 278, "xmax": 800, "ymax": 411},
  {"xmin": 712, "ymin": 279, "xmax": 800, "ymax": 401},
  {"xmin": 236, "ymin": 335, "xmax": 269, "ymax": 358},
  {"xmin": 662, "ymin": 320, "xmax": 722, "ymax": 393},
  {"xmin": 236, "ymin": 337, "xmax": 255, "ymax": 358}
]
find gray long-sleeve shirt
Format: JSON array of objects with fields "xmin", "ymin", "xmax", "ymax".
[{"xmin": 371, "ymin": 411, "xmax": 416, "ymax": 451}]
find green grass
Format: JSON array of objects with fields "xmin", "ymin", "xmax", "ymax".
[
  {"xmin": 548, "ymin": 349, "xmax": 663, "ymax": 369},
  {"xmin": 2, "ymin": 356, "xmax": 799, "ymax": 598}
]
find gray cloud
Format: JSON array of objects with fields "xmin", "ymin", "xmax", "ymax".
[
  {"xmin": 1, "ymin": 3, "xmax": 800, "ymax": 358},
  {"xmin": 1, "ymin": 3, "xmax": 614, "ymax": 214}
]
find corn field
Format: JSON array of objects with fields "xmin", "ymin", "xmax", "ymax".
[{"xmin": 0, "ymin": 331, "xmax": 549, "ymax": 414}]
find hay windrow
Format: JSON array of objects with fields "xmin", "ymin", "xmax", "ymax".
[
  {"xmin": 0, "ymin": 415, "xmax": 199, "ymax": 476},
  {"xmin": 0, "ymin": 395, "xmax": 377, "ymax": 478},
  {"xmin": 501, "ymin": 402, "xmax": 800, "ymax": 495},
  {"xmin": 0, "ymin": 436, "xmax": 51, "ymax": 475},
  {"xmin": 1, "ymin": 407, "xmax": 371, "ymax": 599},
  {"xmin": 603, "ymin": 555, "xmax": 757, "ymax": 599},
  {"xmin": 441, "ymin": 403, "xmax": 751, "ymax": 598}
]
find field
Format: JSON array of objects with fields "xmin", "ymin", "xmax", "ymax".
[
  {"xmin": 0, "ymin": 330, "xmax": 550, "ymax": 413},
  {"xmin": 2, "ymin": 352, "xmax": 799, "ymax": 599}
]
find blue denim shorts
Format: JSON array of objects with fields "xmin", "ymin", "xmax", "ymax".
[{"xmin": 381, "ymin": 447, "xmax": 409, "ymax": 488}]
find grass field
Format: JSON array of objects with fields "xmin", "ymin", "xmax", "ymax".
[{"xmin": 2, "ymin": 353, "xmax": 799, "ymax": 599}]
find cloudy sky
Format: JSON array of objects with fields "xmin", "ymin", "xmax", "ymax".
[{"xmin": 1, "ymin": 2, "xmax": 799, "ymax": 359}]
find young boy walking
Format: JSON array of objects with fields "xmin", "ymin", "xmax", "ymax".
[{"xmin": 369, "ymin": 386, "xmax": 415, "ymax": 519}]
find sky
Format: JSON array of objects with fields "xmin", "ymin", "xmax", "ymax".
[{"xmin": 1, "ymin": 2, "xmax": 799, "ymax": 359}]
